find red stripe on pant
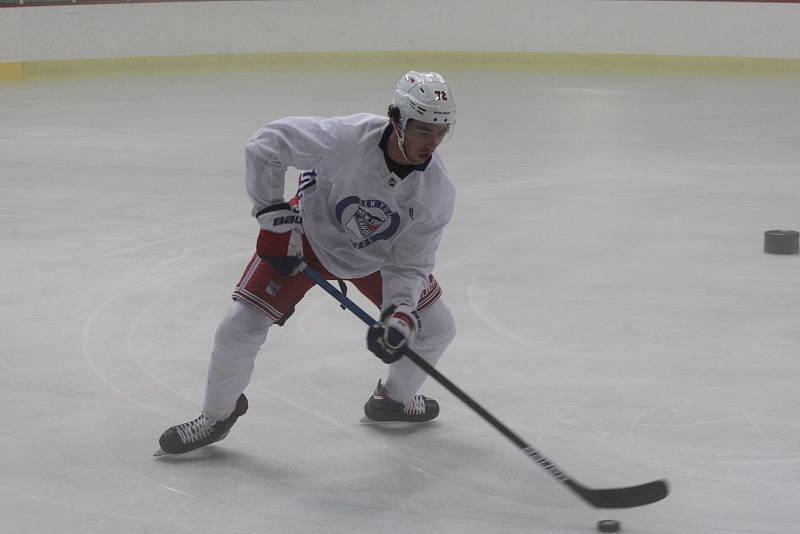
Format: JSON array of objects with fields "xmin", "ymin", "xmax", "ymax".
[{"xmin": 232, "ymin": 232, "xmax": 443, "ymax": 322}]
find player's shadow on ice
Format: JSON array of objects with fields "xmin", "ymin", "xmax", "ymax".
[
  {"xmin": 358, "ymin": 418, "xmax": 440, "ymax": 436},
  {"xmin": 153, "ymin": 446, "xmax": 297, "ymax": 481}
]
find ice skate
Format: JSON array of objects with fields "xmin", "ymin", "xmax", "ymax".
[
  {"xmin": 363, "ymin": 380, "xmax": 439, "ymax": 422},
  {"xmin": 154, "ymin": 393, "xmax": 248, "ymax": 456}
]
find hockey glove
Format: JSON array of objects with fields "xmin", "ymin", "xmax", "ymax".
[
  {"xmin": 256, "ymin": 202, "xmax": 304, "ymax": 276},
  {"xmin": 367, "ymin": 304, "xmax": 420, "ymax": 364}
]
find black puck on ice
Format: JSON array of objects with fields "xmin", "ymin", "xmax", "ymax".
[
  {"xmin": 597, "ymin": 519, "xmax": 621, "ymax": 532},
  {"xmin": 764, "ymin": 229, "xmax": 799, "ymax": 255}
]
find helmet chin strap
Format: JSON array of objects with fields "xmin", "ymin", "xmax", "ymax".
[{"xmin": 394, "ymin": 122, "xmax": 413, "ymax": 165}]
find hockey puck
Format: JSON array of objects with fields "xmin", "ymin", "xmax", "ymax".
[
  {"xmin": 764, "ymin": 229, "xmax": 799, "ymax": 255},
  {"xmin": 597, "ymin": 519, "xmax": 621, "ymax": 533}
]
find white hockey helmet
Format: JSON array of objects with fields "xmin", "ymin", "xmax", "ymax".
[{"xmin": 393, "ymin": 71, "xmax": 456, "ymax": 129}]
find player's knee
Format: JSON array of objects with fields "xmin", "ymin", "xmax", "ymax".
[
  {"xmin": 417, "ymin": 300, "xmax": 456, "ymax": 350},
  {"xmin": 216, "ymin": 301, "xmax": 272, "ymax": 345}
]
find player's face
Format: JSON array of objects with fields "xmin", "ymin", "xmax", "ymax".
[{"xmin": 402, "ymin": 120, "xmax": 450, "ymax": 164}]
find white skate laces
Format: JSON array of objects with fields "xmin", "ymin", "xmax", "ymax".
[
  {"xmin": 404, "ymin": 396, "xmax": 428, "ymax": 415},
  {"xmin": 175, "ymin": 414, "xmax": 216, "ymax": 444}
]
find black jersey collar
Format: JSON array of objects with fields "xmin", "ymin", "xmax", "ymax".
[{"xmin": 379, "ymin": 123, "xmax": 430, "ymax": 179}]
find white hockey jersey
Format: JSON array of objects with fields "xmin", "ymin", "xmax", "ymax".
[{"xmin": 244, "ymin": 113, "xmax": 455, "ymax": 310}]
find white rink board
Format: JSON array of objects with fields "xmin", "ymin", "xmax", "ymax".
[{"xmin": 1, "ymin": 0, "xmax": 800, "ymax": 63}]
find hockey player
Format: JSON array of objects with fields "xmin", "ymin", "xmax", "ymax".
[{"xmin": 157, "ymin": 71, "xmax": 458, "ymax": 455}]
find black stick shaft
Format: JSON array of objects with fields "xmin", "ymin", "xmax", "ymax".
[
  {"xmin": 301, "ymin": 263, "xmax": 669, "ymax": 509},
  {"xmin": 302, "ymin": 265, "xmax": 573, "ymax": 480}
]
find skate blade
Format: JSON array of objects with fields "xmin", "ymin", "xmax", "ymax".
[
  {"xmin": 359, "ymin": 417, "xmax": 432, "ymax": 425},
  {"xmin": 359, "ymin": 416, "xmax": 378, "ymax": 424},
  {"xmin": 360, "ymin": 416, "xmax": 399, "ymax": 424},
  {"xmin": 153, "ymin": 448, "xmax": 170, "ymax": 457}
]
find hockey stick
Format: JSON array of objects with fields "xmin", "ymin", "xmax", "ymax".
[{"xmin": 301, "ymin": 262, "xmax": 669, "ymax": 509}]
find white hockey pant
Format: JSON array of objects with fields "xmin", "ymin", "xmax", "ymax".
[
  {"xmin": 381, "ymin": 299, "xmax": 456, "ymax": 403},
  {"xmin": 203, "ymin": 301, "xmax": 270, "ymax": 420},
  {"xmin": 202, "ymin": 298, "xmax": 456, "ymax": 419}
]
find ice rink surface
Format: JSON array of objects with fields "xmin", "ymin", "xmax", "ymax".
[{"xmin": 1, "ymin": 64, "xmax": 799, "ymax": 533}]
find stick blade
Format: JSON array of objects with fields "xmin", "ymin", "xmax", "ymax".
[{"xmin": 570, "ymin": 479, "xmax": 669, "ymax": 509}]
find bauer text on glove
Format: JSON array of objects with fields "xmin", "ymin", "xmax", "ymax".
[{"xmin": 255, "ymin": 202, "xmax": 304, "ymax": 276}]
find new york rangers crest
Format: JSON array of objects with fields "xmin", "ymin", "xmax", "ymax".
[{"xmin": 335, "ymin": 196, "xmax": 400, "ymax": 249}]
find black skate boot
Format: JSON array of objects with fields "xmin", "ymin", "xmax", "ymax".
[
  {"xmin": 155, "ymin": 394, "xmax": 248, "ymax": 456},
  {"xmin": 364, "ymin": 380, "xmax": 439, "ymax": 422}
]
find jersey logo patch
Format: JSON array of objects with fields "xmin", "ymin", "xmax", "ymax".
[{"xmin": 335, "ymin": 196, "xmax": 400, "ymax": 249}]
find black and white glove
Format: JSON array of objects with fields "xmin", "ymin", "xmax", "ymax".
[
  {"xmin": 255, "ymin": 202, "xmax": 304, "ymax": 276},
  {"xmin": 367, "ymin": 304, "xmax": 420, "ymax": 364}
]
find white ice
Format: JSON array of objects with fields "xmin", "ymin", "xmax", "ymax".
[{"xmin": 1, "ymin": 66, "xmax": 799, "ymax": 534}]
